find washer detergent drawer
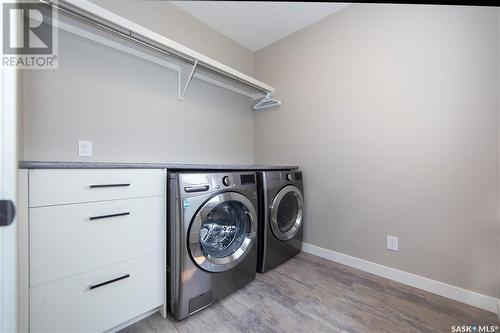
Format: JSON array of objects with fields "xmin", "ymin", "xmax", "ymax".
[
  {"xmin": 30, "ymin": 196, "xmax": 164, "ymax": 287},
  {"xmin": 29, "ymin": 169, "xmax": 165, "ymax": 207},
  {"xmin": 29, "ymin": 251, "xmax": 163, "ymax": 333}
]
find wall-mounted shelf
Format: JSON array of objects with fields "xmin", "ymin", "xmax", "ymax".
[{"xmin": 43, "ymin": 0, "xmax": 277, "ymax": 105}]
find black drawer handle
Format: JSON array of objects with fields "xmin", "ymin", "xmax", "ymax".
[
  {"xmin": 89, "ymin": 212, "xmax": 130, "ymax": 220},
  {"xmin": 89, "ymin": 183, "xmax": 130, "ymax": 188},
  {"xmin": 89, "ymin": 274, "xmax": 130, "ymax": 290}
]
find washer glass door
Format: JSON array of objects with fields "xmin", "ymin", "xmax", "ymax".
[
  {"xmin": 189, "ymin": 192, "xmax": 257, "ymax": 272},
  {"xmin": 270, "ymin": 185, "xmax": 304, "ymax": 241}
]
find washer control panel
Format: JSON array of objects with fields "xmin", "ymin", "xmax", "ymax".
[{"xmin": 178, "ymin": 172, "xmax": 257, "ymax": 197}]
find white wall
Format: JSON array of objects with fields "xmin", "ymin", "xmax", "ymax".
[
  {"xmin": 254, "ymin": 4, "xmax": 500, "ymax": 298},
  {"xmin": 21, "ymin": 3, "xmax": 255, "ymax": 164}
]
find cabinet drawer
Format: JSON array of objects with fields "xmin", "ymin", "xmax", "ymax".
[
  {"xmin": 29, "ymin": 169, "xmax": 165, "ymax": 207},
  {"xmin": 30, "ymin": 196, "xmax": 164, "ymax": 287},
  {"xmin": 30, "ymin": 251, "xmax": 163, "ymax": 333}
]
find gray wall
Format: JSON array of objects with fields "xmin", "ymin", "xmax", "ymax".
[
  {"xmin": 21, "ymin": 5, "xmax": 255, "ymax": 164},
  {"xmin": 254, "ymin": 4, "xmax": 500, "ymax": 297},
  {"xmin": 91, "ymin": 0, "xmax": 254, "ymax": 76}
]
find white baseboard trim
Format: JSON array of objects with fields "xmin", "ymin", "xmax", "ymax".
[{"xmin": 301, "ymin": 243, "xmax": 499, "ymax": 315}]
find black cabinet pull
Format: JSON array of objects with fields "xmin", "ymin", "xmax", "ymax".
[
  {"xmin": 89, "ymin": 183, "xmax": 130, "ymax": 188},
  {"xmin": 89, "ymin": 212, "xmax": 130, "ymax": 220},
  {"xmin": 89, "ymin": 274, "xmax": 130, "ymax": 290}
]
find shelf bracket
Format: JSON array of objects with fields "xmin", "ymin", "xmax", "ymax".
[{"xmin": 178, "ymin": 60, "xmax": 198, "ymax": 100}]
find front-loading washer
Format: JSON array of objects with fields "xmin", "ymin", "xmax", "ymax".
[
  {"xmin": 257, "ymin": 170, "xmax": 304, "ymax": 273},
  {"xmin": 167, "ymin": 171, "xmax": 258, "ymax": 320}
]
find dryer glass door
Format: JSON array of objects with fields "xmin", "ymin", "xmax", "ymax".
[
  {"xmin": 270, "ymin": 185, "xmax": 304, "ymax": 241},
  {"xmin": 189, "ymin": 192, "xmax": 257, "ymax": 272}
]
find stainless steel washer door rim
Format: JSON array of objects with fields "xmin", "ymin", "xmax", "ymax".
[
  {"xmin": 188, "ymin": 192, "xmax": 257, "ymax": 272},
  {"xmin": 269, "ymin": 185, "xmax": 304, "ymax": 241}
]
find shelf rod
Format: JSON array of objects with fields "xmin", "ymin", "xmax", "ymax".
[
  {"xmin": 40, "ymin": 0, "xmax": 270, "ymax": 96},
  {"xmin": 54, "ymin": 18, "xmax": 261, "ymax": 99},
  {"xmin": 41, "ymin": 0, "xmax": 194, "ymax": 65}
]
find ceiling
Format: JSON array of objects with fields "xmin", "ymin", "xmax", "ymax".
[{"xmin": 169, "ymin": 1, "xmax": 349, "ymax": 52}]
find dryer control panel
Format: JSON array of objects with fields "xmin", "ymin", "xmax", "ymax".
[{"xmin": 262, "ymin": 170, "xmax": 303, "ymax": 190}]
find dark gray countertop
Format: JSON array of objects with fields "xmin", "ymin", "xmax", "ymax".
[{"xmin": 18, "ymin": 161, "xmax": 299, "ymax": 171}]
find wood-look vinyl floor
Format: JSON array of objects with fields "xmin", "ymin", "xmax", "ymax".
[{"xmin": 120, "ymin": 252, "xmax": 499, "ymax": 333}]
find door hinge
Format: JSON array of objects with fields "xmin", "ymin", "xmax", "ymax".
[{"xmin": 0, "ymin": 200, "xmax": 16, "ymax": 227}]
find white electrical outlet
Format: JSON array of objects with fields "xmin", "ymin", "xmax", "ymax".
[
  {"xmin": 387, "ymin": 235, "xmax": 399, "ymax": 251},
  {"xmin": 78, "ymin": 140, "xmax": 93, "ymax": 157}
]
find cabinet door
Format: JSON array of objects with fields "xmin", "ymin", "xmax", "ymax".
[
  {"xmin": 0, "ymin": 44, "xmax": 19, "ymax": 332},
  {"xmin": 30, "ymin": 196, "xmax": 165, "ymax": 286},
  {"xmin": 30, "ymin": 251, "xmax": 164, "ymax": 333},
  {"xmin": 29, "ymin": 169, "xmax": 165, "ymax": 207}
]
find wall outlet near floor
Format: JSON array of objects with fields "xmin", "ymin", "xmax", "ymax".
[
  {"xmin": 387, "ymin": 235, "xmax": 399, "ymax": 251},
  {"xmin": 78, "ymin": 140, "xmax": 93, "ymax": 157}
]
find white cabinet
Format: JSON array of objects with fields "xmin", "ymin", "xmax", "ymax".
[
  {"xmin": 20, "ymin": 169, "xmax": 167, "ymax": 333},
  {"xmin": 30, "ymin": 196, "xmax": 165, "ymax": 287},
  {"xmin": 29, "ymin": 169, "xmax": 165, "ymax": 207},
  {"xmin": 30, "ymin": 252, "xmax": 163, "ymax": 333}
]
